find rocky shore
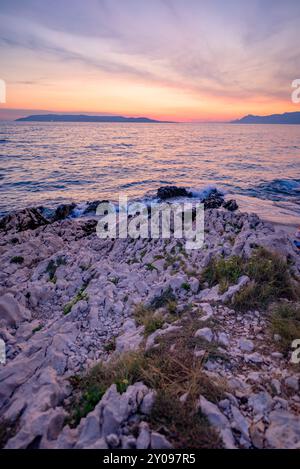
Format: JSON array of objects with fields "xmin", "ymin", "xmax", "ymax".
[{"xmin": 0, "ymin": 188, "xmax": 300, "ymax": 449}]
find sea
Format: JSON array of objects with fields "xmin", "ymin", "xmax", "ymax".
[{"xmin": 0, "ymin": 122, "xmax": 299, "ymax": 226}]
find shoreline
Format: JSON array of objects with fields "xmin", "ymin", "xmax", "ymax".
[{"xmin": 0, "ymin": 189, "xmax": 300, "ymax": 449}]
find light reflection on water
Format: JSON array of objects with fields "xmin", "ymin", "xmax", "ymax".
[{"xmin": 0, "ymin": 122, "xmax": 299, "ymax": 225}]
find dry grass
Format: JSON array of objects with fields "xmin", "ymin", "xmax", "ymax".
[
  {"xmin": 202, "ymin": 247, "xmax": 300, "ymax": 312},
  {"xmin": 202, "ymin": 255, "xmax": 244, "ymax": 293},
  {"xmin": 66, "ymin": 316, "xmax": 225, "ymax": 448},
  {"xmin": 133, "ymin": 303, "xmax": 165, "ymax": 336},
  {"xmin": 269, "ymin": 302, "xmax": 300, "ymax": 356},
  {"xmin": 149, "ymin": 391, "xmax": 221, "ymax": 449}
]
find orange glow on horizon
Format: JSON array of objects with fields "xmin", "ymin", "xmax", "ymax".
[{"xmin": 2, "ymin": 77, "xmax": 298, "ymax": 122}]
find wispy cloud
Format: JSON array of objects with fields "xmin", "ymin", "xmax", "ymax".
[{"xmin": 1, "ymin": 0, "xmax": 300, "ymax": 117}]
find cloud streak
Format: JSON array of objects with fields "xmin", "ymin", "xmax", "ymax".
[{"xmin": 1, "ymin": 0, "xmax": 300, "ymax": 118}]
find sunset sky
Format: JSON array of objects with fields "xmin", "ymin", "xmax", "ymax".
[{"xmin": 0, "ymin": 0, "xmax": 300, "ymax": 121}]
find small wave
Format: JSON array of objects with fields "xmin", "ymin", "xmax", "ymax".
[
  {"xmin": 255, "ymin": 179, "xmax": 300, "ymax": 197},
  {"xmin": 233, "ymin": 178, "xmax": 300, "ymax": 204},
  {"xmin": 189, "ymin": 185, "xmax": 225, "ymax": 199},
  {"xmin": 119, "ymin": 180, "xmax": 172, "ymax": 190},
  {"xmin": 0, "ymin": 139, "xmax": 8, "ymax": 143},
  {"xmin": 112, "ymin": 143, "xmax": 134, "ymax": 149}
]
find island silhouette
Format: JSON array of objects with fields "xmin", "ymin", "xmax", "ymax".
[
  {"xmin": 16, "ymin": 114, "xmax": 174, "ymax": 123},
  {"xmin": 231, "ymin": 111, "xmax": 300, "ymax": 124}
]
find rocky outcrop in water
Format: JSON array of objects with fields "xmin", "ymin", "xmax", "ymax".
[
  {"xmin": 157, "ymin": 186, "xmax": 192, "ymax": 200},
  {"xmin": 0, "ymin": 207, "xmax": 49, "ymax": 234}
]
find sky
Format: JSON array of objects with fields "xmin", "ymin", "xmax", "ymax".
[{"xmin": 0, "ymin": 0, "xmax": 300, "ymax": 121}]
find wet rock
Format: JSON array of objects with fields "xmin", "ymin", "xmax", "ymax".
[
  {"xmin": 202, "ymin": 189, "xmax": 224, "ymax": 209},
  {"xmin": 157, "ymin": 186, "xmax": 192, "ymax": 200},
  {"xmin": 51, "ymin": 203, "xmax": 76, "ymax": 221},
  {"xmin": 83, "ymin": 200, "xmax": 108, "ymax": 215},
  {"xmin": 0, "ymin": 207, "xmax": 49, "ymax": 233},
  {"xmin": 81, "ymin": 219, "xmax": 97, "ymax": 235},
  {"xmin": 223, "ymin": 200, "xmax": 239, "ymax": 212}
]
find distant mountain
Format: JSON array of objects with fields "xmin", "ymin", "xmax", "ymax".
[
  {"xmin": 16, "ymin": 114, "xmax": 173, "ymax": 123},
  {"xmin": 231, "ymin": 111, "xmax": 300, "ymax": 124}
]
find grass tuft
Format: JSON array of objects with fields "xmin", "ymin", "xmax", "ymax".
[
  {"xmin": 66, "ymin": 316, "xmax": 225, "ymax": 448},
  {"xmin": 46, "ymin": 256, "xmax": 66, "ymax": 282},
  {"xmin": 269, "ymin": 302, "xmax": 300, "ymax": 356},
  {"xmin": 232, "ymin": 248, "xmax": 298, "ymax": 311},
  {"xmin": 150, "ymin": 287, "xmax": 176, "ymax": 310},
  {"xmin": 63, "ymin": 286, "xmax": 88, "ymax": 315},
  {"xmin": 202, "ymin": 255, "xmax": 244, "ymax": 292},
  {"xmin": 203, "ymin": 248, "xmax": 299, "ymax": 311},
  {"xmin": 149, "ymin": 391, "xmax": 221, "ymax": 449},
  {"xmin": 133, "ymin": 303, "xmax": 165, "ymax": 337}
]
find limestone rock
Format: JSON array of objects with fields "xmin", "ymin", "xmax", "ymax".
[
  {"xmin": 0, "ymin": 294, "xmax": 31, "ymax": 328},
  {"xmin": 265, "ymin": 410, "xmax": 300, "ymax": 449},
  {"xmin": 195, "ymin": 327, "xmax": 213, "ymax": 343}
]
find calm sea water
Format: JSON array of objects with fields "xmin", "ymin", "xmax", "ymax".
[{"xmin": 0, "ymin": 122, "xmax": 299, "ymax": 225}]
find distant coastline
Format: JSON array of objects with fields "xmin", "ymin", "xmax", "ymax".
[
  {"xmin": 15, "ymin": 114, "xmax": 174, "ymax": 123},
  {"xmin": 231, "ymin": 111, "xmax": 300, "ymax": 124}
]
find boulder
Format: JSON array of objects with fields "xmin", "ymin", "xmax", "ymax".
[
  {"xmin": 0, "ymin": 207, "xmax": 49, "ymax": 233},
  {"xmin": 195, "ymin": 327, "xmax": 213, "ymax": 343},
  {"xmin": 202, "ymin": 189, "xmax": 224, "ymax": 209},
  {"xmin": 51, "ymin": 203, "xmax": 76, "ymax": 222},
  {"xmin": 223, "ymin": 199, "xmax": 239, "ymax": 211},
  {"xmin": 83, "ymin": 200, "xmax": 109, "ymax": 215},
  {"xmin": 157, "ymin": 186, "xmax": 192, "ymax": 200}
]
